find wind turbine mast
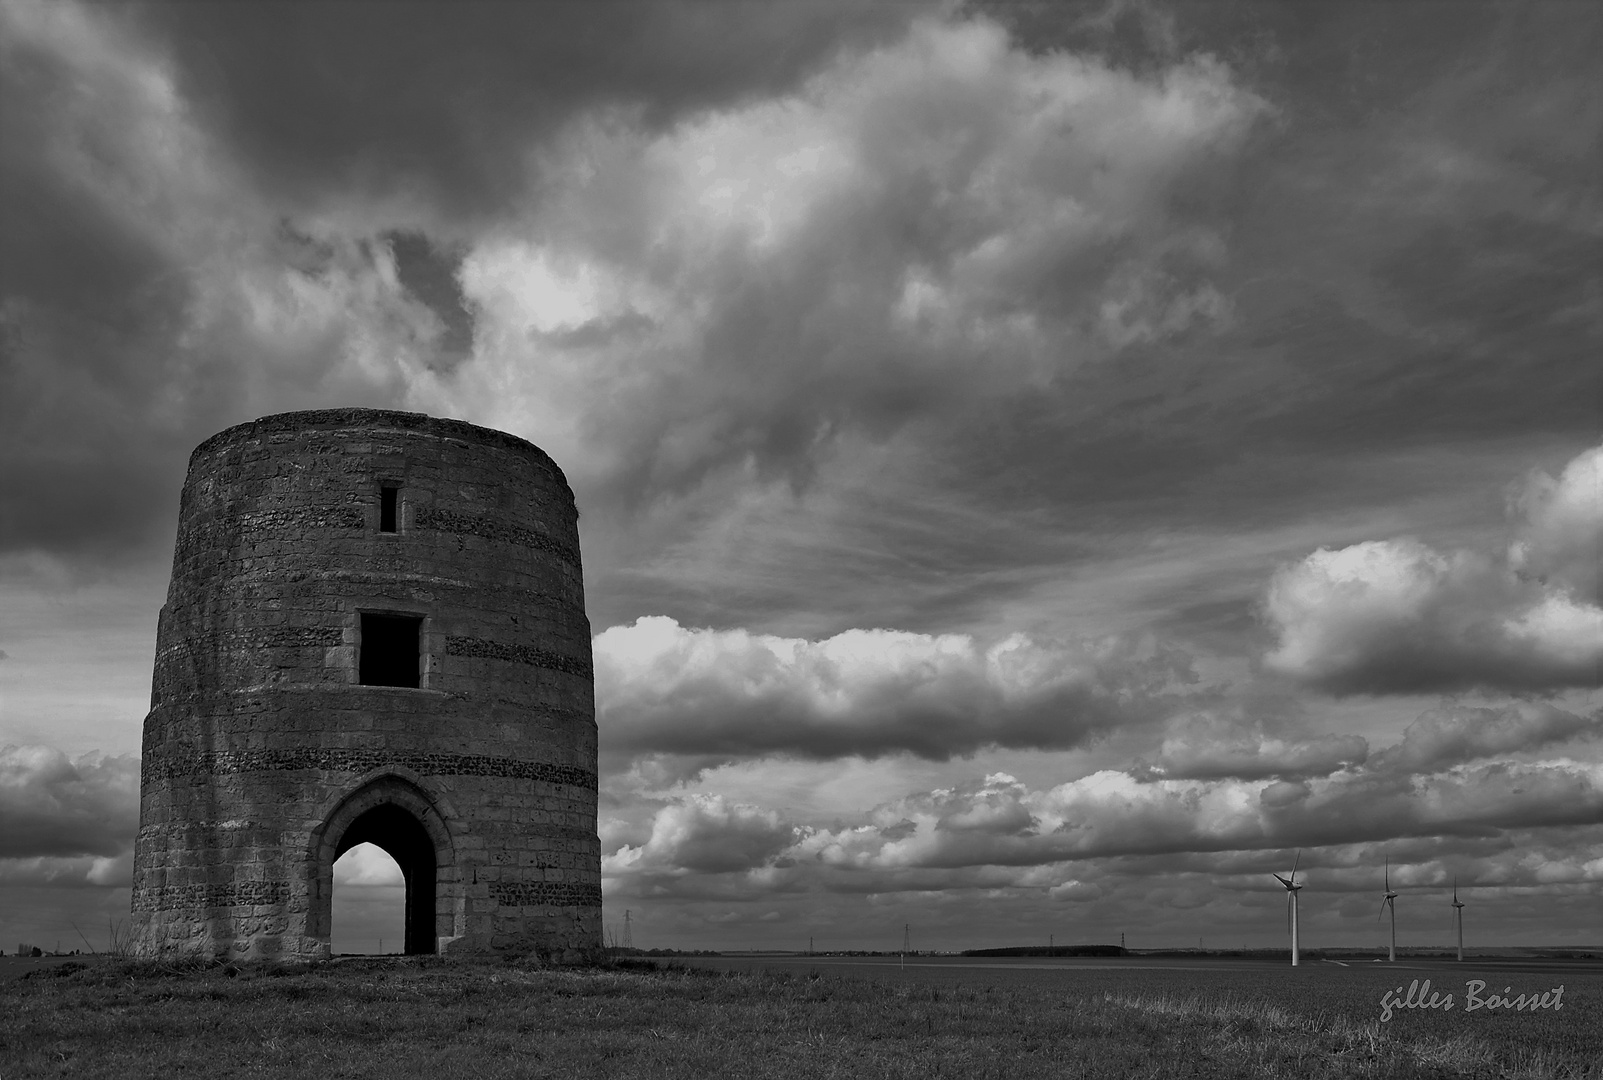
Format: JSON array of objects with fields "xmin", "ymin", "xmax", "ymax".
[
  {"xmin": 1272, "ymin": 850, "xmax": 1304, "ymax": 967},
  {"xmin": 1379, "ymin": 857, "xmax": 1398, "ymax": 962},
  {"xmin": 1452, "ymin": 879, "xmax": 1465, "ymax": 962}
]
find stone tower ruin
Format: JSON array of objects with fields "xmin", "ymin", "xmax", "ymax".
[{"xmin": 132, "ymin": 408, "xmax": 601, "ymax": 960}]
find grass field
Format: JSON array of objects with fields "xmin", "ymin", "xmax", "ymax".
[{"xmin": 2, "ymin": 956, "xmax": 1599, "ymax": 1079}]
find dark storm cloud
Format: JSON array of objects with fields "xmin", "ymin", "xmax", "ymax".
[
  {"xmin": 0, "ymin": 0, "xmax": 930, "ymax": 559},
  {"xmin": 963, "ymin": 1, "xmax": 1603, "ymax": 514},
  {"xmin": 134, "ymin": 0, "xmax": 938, "ymax": 219},
  {"xmin": 0, "ymin": 6, "xmax": 199, "ymax": 554},
  {"xmin": 0, "ymin": 1, "xmax": 372, "ymax": 556},
  {"xmin": 0, "ymin": 745, "xmax": 139, "ymax": 860},
  {"xmin": 386, "ymin": 232, "xmax": 473, "ymax": 363}
]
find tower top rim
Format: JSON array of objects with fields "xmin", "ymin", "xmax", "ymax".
[{"xmin": 189, "ymin": 408, "xmax": 571, "ymax": 492}]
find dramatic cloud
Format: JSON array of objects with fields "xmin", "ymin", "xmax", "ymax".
[
  {"xmin": 136, "ymin": 0, "xmax": 936, "ymax": 218},
  {"xmin": 0, "ymin": 745, "xmax": 139, "ymax": 860},
  {"xmin": 0, "ymin": 0, "xmax": 446, "ymax": 553},
  {"xmin": 449, "ymin": 17, "xmax": 1268, "ymax": 494},
  {"xmin": 1370, "ymin": 703, "xmax": 1603, "ymax": 774},
  {"xmin": 4, "ymin": 1, "xmax": 1600, "ymax": 951},
  {"xmin": 595, "ymin": 616, "xmax": 1193, "ymax": 765},
  {"xmin": 1262, "ymin": 445, "xmax": 1603, "ymax": 695}
]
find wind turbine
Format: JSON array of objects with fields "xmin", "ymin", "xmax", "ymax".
[
  {"xmin": 1451, "ymin": 879, "xmax": 1465, "ymax": 962},
  {"xmin": 1378, "ymin": 857, "xmax": 1398, "ymax": 962},
  {"xmin": 1272, "ymin": 850, "xmax": 1303, "ymax": 967}
]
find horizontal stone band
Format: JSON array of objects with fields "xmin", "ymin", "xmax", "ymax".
[
  {"xmin": 143, "ymin": 747, "xmax": 597, "ymax": 789},
  {"xmin": 135, "ymin": 820, "xmax": 598, "ymax": 844},
  {"xmin": 159, "ymin": 625, "xmax": 346, "ymax": 662},
  {"xmin": 133, "ymin": 880, "xmax": 289, "ymax": 913},
  {"xmin": 136, "ymin": 821, "xmax": 276, "ymax": 840},
  {"xmin": 415, "ymin": 507, "xmax": 581, "ymax": 568},
  {"xmin": 444, "ymin": 635, "xmax": 592, "ymax": 678},
  {"xmin": 238, "ymin": 506, "xmax": 367, "ymax": 534},
  {"xmin": 490, "ymin": 880, "xmax": 603, "ymax": 909}
]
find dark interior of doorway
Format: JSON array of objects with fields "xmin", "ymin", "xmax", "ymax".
[{"xmin": 335, "ymin": 803, "xmax": 437, "ymax": 955}]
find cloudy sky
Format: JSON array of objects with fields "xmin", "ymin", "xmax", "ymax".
[{"xmin": 2, "ymin": 0, "xmax": 1599, "ymax": 956}]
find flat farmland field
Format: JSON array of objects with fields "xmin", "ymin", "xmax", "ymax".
[{"xmin": 2, "ymin": 955, "xmax": 1599, "ymax": 1079}]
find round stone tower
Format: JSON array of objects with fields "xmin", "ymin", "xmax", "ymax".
[{"xmin": 132, "ymin": 408, "xmax": 600, "ymax": 960}]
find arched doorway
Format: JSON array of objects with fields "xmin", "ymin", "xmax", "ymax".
[
  {"xmin": 337, "ymin": 809, "xmax": 434, "ymax": 954},
  {"xmin": 310, "ymin": 775, "xmax": 456, "ymax": 956}
]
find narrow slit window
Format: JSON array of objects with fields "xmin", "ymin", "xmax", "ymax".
[
  {"xmin": 380, "ymin": 486, "xmax": 399, "ymax": 533},
  {"xmin": 359, "ymin": 614, "xmax": 422, "ymax": 688}
]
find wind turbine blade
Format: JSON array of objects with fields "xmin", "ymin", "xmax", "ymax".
[
  {"xmin": 1290, "ymin": 849, "xmax": 1301, "ymax": 880},
  {"xmin": 1384, "ymin": 857, "xmax": 1390, "ymax": 891}
]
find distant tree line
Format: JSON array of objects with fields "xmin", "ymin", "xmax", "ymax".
[{"xmin": 962, "ymin": 945, "xmax": 1125, "ymax": 957}]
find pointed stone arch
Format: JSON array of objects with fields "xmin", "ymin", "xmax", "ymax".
[{"xmin": 308, "ymin": 772, "xmax": 461, "ymax": 955}]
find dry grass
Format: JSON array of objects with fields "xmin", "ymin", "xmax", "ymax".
[{"xmin": 2, "ymin": 958, "xmax": 1598, "ymax": 1079}]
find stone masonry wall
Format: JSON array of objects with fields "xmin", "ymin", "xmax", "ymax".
[{"xmin": 131, "ymin": 408, "xmax": 601, "ymax": 960}]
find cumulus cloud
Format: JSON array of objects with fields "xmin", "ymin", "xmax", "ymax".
[
  {"xmin": 1509, "ymin": 445, "xmax": 1603, "ymax": 601},
  {"xmin": 604, "ymin": 794, "xmax": 801, "ymax": 880},
  {"xmin": 602, "ymin": 758, "xmax": 1603, "ymax": 900},
  {"xmin": 1135, "ymin": 711, "xmax": 1368, "ymax": 780},
  {"xmin": 448, "ymin": 17, "xmax": 1268, "ymax": 494},
  {"xmin": 1262, "ymin": 444, "xmax": 1603, "ymax": 694},
  {"xmin": 0, "ymin": 745, "xmax": 140, "ymax": 860},
  {"xmin": 595, "ymin": 617, "xmax": 1193, "ymax": 766}
]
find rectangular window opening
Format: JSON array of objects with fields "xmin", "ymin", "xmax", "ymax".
[
  {"xmin": 359, "ymin": 614, "xmax": 422, "ymax": 688},
  {"xmin": 380, "ymin": 486, "xmax": 399, "ymax": 533}
]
